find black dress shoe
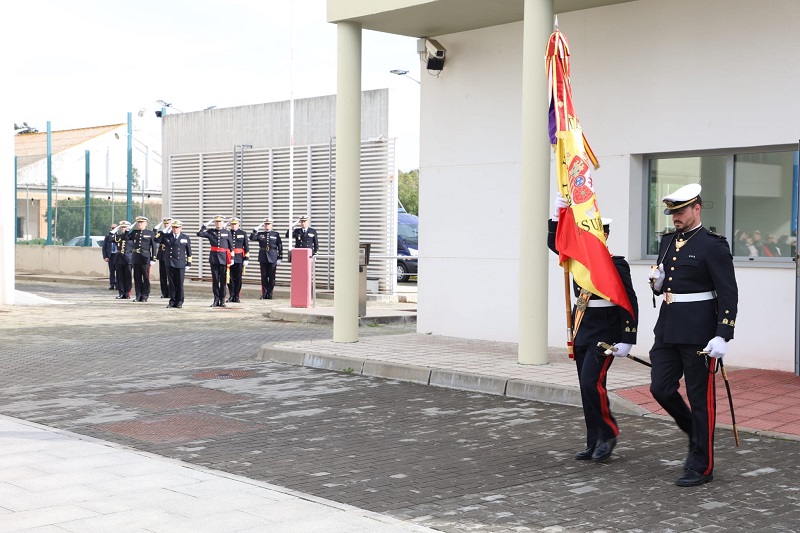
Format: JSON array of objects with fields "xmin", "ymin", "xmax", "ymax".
[
  {"xmin": 141, "ymin": 296, "xmax": 148, "ymax": 302},
  {"xmin": 676, "ymin": 469, "xmax": 713, "ymax": 487},
  {"xmin": 266, "ymin": 293, "xmax": 273, "ymax": 300},
  {"xmin": 166, "ymin": 303, "xmax": 174, "ymax": 308},
  {"xmin": 109, "ymin": 287, "xmax": 116, "ymax": 290},
  {"xmin": 259, "ymin": 295, "xmax": 265, "ymax": 300},
  {"xmin": 575, "ymin": 447, "xmax": 595, "ymax": 460},
  {"xmin": 175, "ymin": 304, "xmax": 182, "ymax": 308},
  {"xmin": 592, "ymin": 437, "xmax": 617, "ymax": 462},
  {"xmin": 161, "ymin": 295, "xmax": 168, "ymax": 298},
  {"xmin": 218, "ymin": 302, "xmax": 226, "ymax": 307},
  {"xmin": 122, "ymin": 296, "xmax": 131, "ymax": 299},
  {"xmin": 115, "ymin": 295, "xmax": 124, "ymax": 299}
]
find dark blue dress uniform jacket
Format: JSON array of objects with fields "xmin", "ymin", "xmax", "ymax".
[
  {"xmin": 652, "ymin": 227, "xmax": 738, "ymax": 344},
  {"xmin": 154, "ymin": 229, "xmax": 169, "ymax": 260},
  {"xmin": 156, "ymin": 232, "xmax": 192, "ymax": 269},
  {"xmin": 196, "ymin": 226, "xmax": 234, "ymax": 265},
  {"xmin": 230, "ymin": 229, "xmax": 250, "ymax": 263},
  {"xmin": 250, "ymin": 230, "xmax": 283, "ymax": 263},
  {"xmin": 290, "ymin": 227, "xmax": 319, "ymax": 255},
  {"xmin": 548, "ymin": 219, "xmax": 638, "ymax": 347},
  {"xmin": 126, "ymin": 229, "xmax": 156, "ymax": 264},
  {"xmin": 113, "ymin": 232, "xmax": 133, "ymax": 266}
]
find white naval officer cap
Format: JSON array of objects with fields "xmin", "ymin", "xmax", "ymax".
[{"xmin": 662, "ymin": 183, "xmax": 702, "ymax": 215}]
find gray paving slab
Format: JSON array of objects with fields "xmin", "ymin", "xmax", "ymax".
[{"xmin": 1, "ymin": 281, "xmax": 799, "ymax": 532}]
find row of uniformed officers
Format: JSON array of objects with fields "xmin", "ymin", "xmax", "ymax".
[{"xmin": 103, "ymin": 214, "xmax": 318, "ymax": 309}]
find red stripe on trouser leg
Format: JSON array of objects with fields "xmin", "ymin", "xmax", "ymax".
[
  {"xmin": 597, "ymin": 354, "xmax": 619, "ymax": 437},
  {"xmin": 703, "ymin": 358, "xmax": 717, "ymax": 476}
]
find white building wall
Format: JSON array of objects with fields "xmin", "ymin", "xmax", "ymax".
[{"xmin": 419, "ymin": 0, "xmax": 800, "ymax": 371}]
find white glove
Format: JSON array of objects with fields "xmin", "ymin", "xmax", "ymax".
[
  {"xmin": 703, "ymin": 336, "xmax": 728, "ymax": 359},
  {"xmin": 185, "ymin": 265, "xmax": 191, "ymax": 271},
  {"xmin": 552, "ymin": 193, "xmax": 569, "ymax": 221},
  {"xmin": 253, "ymin": 226, "xmax": 261, "ymax": 233},
  {"xmin": 605, "ymin": 343, "xmax": 632, "ymax": 357},
  {"xmin": 150, "ymin": 260, "xmax": 156, "ymax": 266},
  {"xmin": 243, "ymin": 260, "xmax": 249, "ymax": 267},
  {"xmin": 649, "ymin": 263, "xmax": 665, "ymax": 291},
  {"xmin": 276, "ymin": 258, "xmax": 282, "ymax": 264}
]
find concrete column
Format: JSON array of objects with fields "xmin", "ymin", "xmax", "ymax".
[
  {"xmin": 518, "ymin": 0, "xmax": 553, "ymax": 364},
  {"xmin": 333, "ymin": 21, "xmax": 362, "ymax": 343},
  {"xmin": 0, "ymin": 104, "xmax": 15, "ymax": 304}
]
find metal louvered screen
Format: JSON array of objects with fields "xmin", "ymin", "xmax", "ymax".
[{"xmin": 168, "ymin": 139, "xmax": 396, "ymax": 292}]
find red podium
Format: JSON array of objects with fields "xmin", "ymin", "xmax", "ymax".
[{"xmin": 290, "ymin": 248, "xmax": 313, "ymax": 308}]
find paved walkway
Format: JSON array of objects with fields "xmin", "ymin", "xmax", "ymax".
[
  {"xmin": 0, "ymin": 415, "xmax": 435, "ymax": 533},
  {"xmin": 2, "ymin": 277, "xmax": 800, "ymax": 531},
  {"xmin": 262, "ymin": 324, "xmax": 800, "ymax": 442}
]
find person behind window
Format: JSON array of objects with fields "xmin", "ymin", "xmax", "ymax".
[
  {"xmin": 762, "ymin": 233, "xmax": 780, "ymax": 257},
  {"xmin": 732, "ymin": 229, "xmax": 749, "ymax": 256},
  {"xmin": 745, "ymin": 236, "xmax": 759, "ymax": 258},
  {"xmin": 777, "ymin": 235, "xmax": 792, "ymax": 257},
  {"xmin": 751, "ymin": 229, "xmax": 763, "ymax": 254}
]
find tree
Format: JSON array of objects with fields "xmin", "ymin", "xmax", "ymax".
[
  {"xmin": 52, "ymin": 197, "xmax": 161, "ymax": 242},
  {"xmin": 398, "ymin": 169, "xmax": 419, "ymax": 215}
]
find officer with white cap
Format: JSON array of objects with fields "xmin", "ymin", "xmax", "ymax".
[
  {"xmin": 250, "ymin": 217, "xmax": 283, "ymax": 299},
  {"xmin": 548, "ymin": 195, "xmax": 639, "ymax": 464},
  {"xmin": 113, "ymin": 220, "xmax": 133, "ymax": 299},
  {"xmin": 127, "ymin": 216, "xmax": 156, "ymax": 302},
  {"xmin": 647, "ymin": 183, "xmax": 738, "ymax": 487},
  {"xmin": 197, "ymin": 215, "xmax": 234, "ymax": 307}
]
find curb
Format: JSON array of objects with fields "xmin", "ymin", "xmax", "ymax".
[
  {"xmin": 268, "ymin": 309, "xmax": 416, "ymax": 327},
  {"xmin": 255, "ymin": 345, "xmax": 647, "ymax": 415}
]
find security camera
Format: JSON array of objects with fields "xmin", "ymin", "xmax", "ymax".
[{"xmin": 417, "ymin": 38, "xmax": 446, "ymax": 71}]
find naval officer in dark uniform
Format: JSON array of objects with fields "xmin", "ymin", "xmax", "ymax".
[
  {"xmin": 113, "ymin": 220, "xmax": 133, "ymax": 299},
  {"xmin": 197, "ymin": 215, "xmax": 234, "ymax": 307},
  {"xmin": 226, "ymin": 217, "xmax": 249, "ymax": 303},
  {"xmin": 548, "ymin": 194, "xmax": 639, "ymax": 463},
  {"xmin": 127, "ymin": 216, "xmax": 156, "ymax": 302},
  {"xmin": 250, "ymin": 218, "xmax": 283, "ymax": 299},
  {"xmin": 158, "ymin": 219, "xmax": 192, "ymax": 308},
  {"xmin": 289, "ymin": 215, "xmax": 318, "ymax": 255},
  {"xmin": 154, "ymin": 217, "xmax": 173, "ymax": 298},
  {"xmin": 647, "ymin": 183, "xmax": 738, "ymax": 487}
]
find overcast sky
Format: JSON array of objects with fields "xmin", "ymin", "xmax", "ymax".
[{"xmin": 10, "ymin": 0, "xmax": 422, "ymax": 170}]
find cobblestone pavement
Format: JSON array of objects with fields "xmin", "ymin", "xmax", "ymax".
[{"xmin": 2, "ymin": 282, "xmax": 800, "ymax": 532}]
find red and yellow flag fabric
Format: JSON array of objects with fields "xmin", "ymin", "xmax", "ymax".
[{"xmin": 546, "ymin": 29, "xmax": 633, "ymax": 318}]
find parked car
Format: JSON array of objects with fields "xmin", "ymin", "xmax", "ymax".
[
  {"xmin": 64, "ymin": 236, "xmax": 105, "ymax": 247},
  {"xmin": 397, "ymin": 212, "xmax": 418, "ymax": 282}
]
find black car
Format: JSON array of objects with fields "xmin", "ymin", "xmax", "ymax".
[{"xmin": 397, "ymin": 212, "xmax": 418, "ymax": 282}]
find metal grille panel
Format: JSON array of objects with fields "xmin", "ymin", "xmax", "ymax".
[{"xmin": 168, "ymin": 140, "xmax": 396, "ymax": 291}]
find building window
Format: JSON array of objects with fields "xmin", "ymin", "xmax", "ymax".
[{"xmin": 646, "ymin": 148, "xmax": 798, "ymax": 260}]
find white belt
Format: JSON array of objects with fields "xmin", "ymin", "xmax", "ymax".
[
  {"xmin": 664, "ymin": 290, "xmax": 717, "ymax": 304},
  {"xmin": 587, "ymin": 299, "xmax": 616, "ymax": 308}
]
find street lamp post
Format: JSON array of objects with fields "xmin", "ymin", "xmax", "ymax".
[{"xmin": 390, "ymin": 69, "xmax": 420, "ymax": 84}]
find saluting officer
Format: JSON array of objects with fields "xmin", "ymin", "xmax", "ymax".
[
  {"xmin": 250, "ymin": 218, "xmax": 283, "ymax": 299},
  {"xmin": 159, "ymin": 220, "xmax": 192, "ymax": 308},
  {"xmin": 288, "ymin": 215, "xmax": 318, "ymax": 255},
  {"xmin": 113, "ymin": 220, "xmax": 133, "ymax": 299},
  {"xmin": 226, "ymin": 217, "xmax": 249, "ymax": 303},
  {"xmin": 102, "ymin": 223, "xmax": 118, "ymax": 291},
  {"xmin": 127, "ymin": 216, "xmax": 156, "ymax": 302},
  {"xmin": 197, "ymin": 215, "xmax": 234, "ymax": 307},
  {"xmin": 648, "ymin": 183, "xmax": 738, "ymax": 487},
  {"xmin": 154, "ymin": 217, "xmax": 173, "ymax": 298},
  {"xmin": 548, "ymin": 196, "xmax": 639, "ymax": 463}
]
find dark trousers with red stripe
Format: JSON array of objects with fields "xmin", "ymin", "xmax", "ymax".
[
  {"xmin": 210, "ymin": 263, "xmax": 227, "ymax": 302},
  {"xmin": 574, "ymin": 345, "xmax": 619, "ymax": 449},
  {"xmin": 649, "ymin": 338, "xmax": 717, "ymax": 475},
  {"xmin": 159, "ymin": 259, "xmax": 170, "ymax": 297},
  {"xmin": 132, "ymin": 263, "xmax": 151, "ymax": 299},
  {"xmin": 227, "ymin": 263, "xmax": 243, "ymax": 300}
]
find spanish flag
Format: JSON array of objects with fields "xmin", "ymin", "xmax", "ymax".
[{"xmin": 547, "ymin": 28, "xmax": 633, "ymax": 318}]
